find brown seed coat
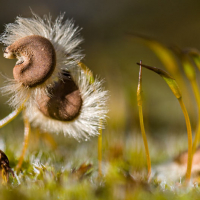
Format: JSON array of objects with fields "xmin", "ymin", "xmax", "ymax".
[
  {"xmin": 4, "ymin": 35, "xmax": 56, "ymax": 87},
  {"xmin": 36, "ymin": 71, "xmax": 82, "ymax": 121}
]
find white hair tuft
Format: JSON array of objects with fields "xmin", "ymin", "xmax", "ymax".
[{"xmin": 0, "ymin": 13, "xmax": 109, "ymax": 139}]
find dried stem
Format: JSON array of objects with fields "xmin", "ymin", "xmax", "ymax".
[
  {"xmin": 180, "ymin": 56, "xmax": 200, "ymax": 156},
  {"xmin": 0, "ymin": 99, "xmax": 27, "ymax": 128},
  {"xmin": 16, "ymin": 115, "xmax": 31, "ymax": 171},
  {"xmin": 190, "ymin": 79, "xmax": 200, "ymax": 154},
  {"xmin": 137, "ymin": 62, "xmax": 193, "ymax": 182},
  {"xmin": 137, "ymin": 61, "xmax": 151, "ymax": 179},
  {"xmin": 178, "ymin": 97, "xmax": 193, "ymax": 182},
  {"xmin": 0, "ymin": 108, "xmax": 22, "ymax": 128}
]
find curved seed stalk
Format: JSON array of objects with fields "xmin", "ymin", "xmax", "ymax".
[
  {"xmin": 0, "ymin": 98, "xmax": 27, "ymax": 128},
  {"xmin": 184, "ymin": 48, "xmax": 200, "ymax": 71},
  {"xmin": 129, "ymin": 34, "xmax": 193, "ymax": 108},
  {"xmin": 178, "ymin": 55, "xmax": 200, "ymax": 155},
  {"xmin": 137, "ymin": 61, "xmax": 151, "ymax": 179},
  {"xmin": 180, "ymin": 49, "xmax": 200, "ymax": 154},
  {"xmin": 0, "ymin": 98, "xmax": 30, "ymax": 171},
  {"xmin": 16, "ymin": 115, "xmax": 31, "ymax": 171},
  {"xmin": 137, "ymin": 62, "xmax": 193, "ymax": 182},
  {"xmin": 129, "ymin": 34, "xmax": 186, "ymax": 84}
]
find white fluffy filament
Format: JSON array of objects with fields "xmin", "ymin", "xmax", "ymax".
[{"xmin": 0, "ymin": 13, "xmax": 109, "ymax": 139}]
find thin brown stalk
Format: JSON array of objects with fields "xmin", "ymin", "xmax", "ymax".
[
  {"xmin": 137, "ymin": 61, "xmax": 151, "ymax": 179},
  {"xmin": 178, "ymin": 98, "xmax": 193, "ymax": 182}
]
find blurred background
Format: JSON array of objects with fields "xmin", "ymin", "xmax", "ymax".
[{"xmin": 0, "ymin": 0, "xmax": 200, "ymax": 162}]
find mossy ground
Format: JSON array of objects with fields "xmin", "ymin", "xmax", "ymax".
[{"xmin": 0, "ymin": 121, "xmax": 200, "ymax": 200}]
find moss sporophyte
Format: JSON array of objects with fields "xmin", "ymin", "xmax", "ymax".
[
  {"xmin": 137, "ymin": 61, "xmax": 151, "ymax": 180},
  {"xmin": 0, "ymin": 13, "xmax": 108, "ymax": 174},
  {"xmin": 136, "ymin": 62, "xmax": 193, "ymax": 183},
  {"xmin": 0, "ymin": 12, "xmax": 198, "ymax": 190}
]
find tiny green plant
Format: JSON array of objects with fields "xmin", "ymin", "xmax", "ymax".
[
  {"xmin": 131, "ymin": 35, "xmax": 200, "ymax": 174},
  {"xmin": 137, "ymin": 60, "xmax": 151, "ymax": 179},
  {"xmin": 136, "ymin": 62, "xmax": 193, "ymax": 183}
]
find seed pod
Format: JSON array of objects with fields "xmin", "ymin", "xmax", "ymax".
[
  {"xmin": 36, "ymin": 71, "xmax": 82, "ymax": 121},
  {"xmin": 0, "ymin": 13, "xmax": 109, "ymax": 139},
  {"xmin": 4, "ymin": 35, "xmax": 56, "ymax": 87}
]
